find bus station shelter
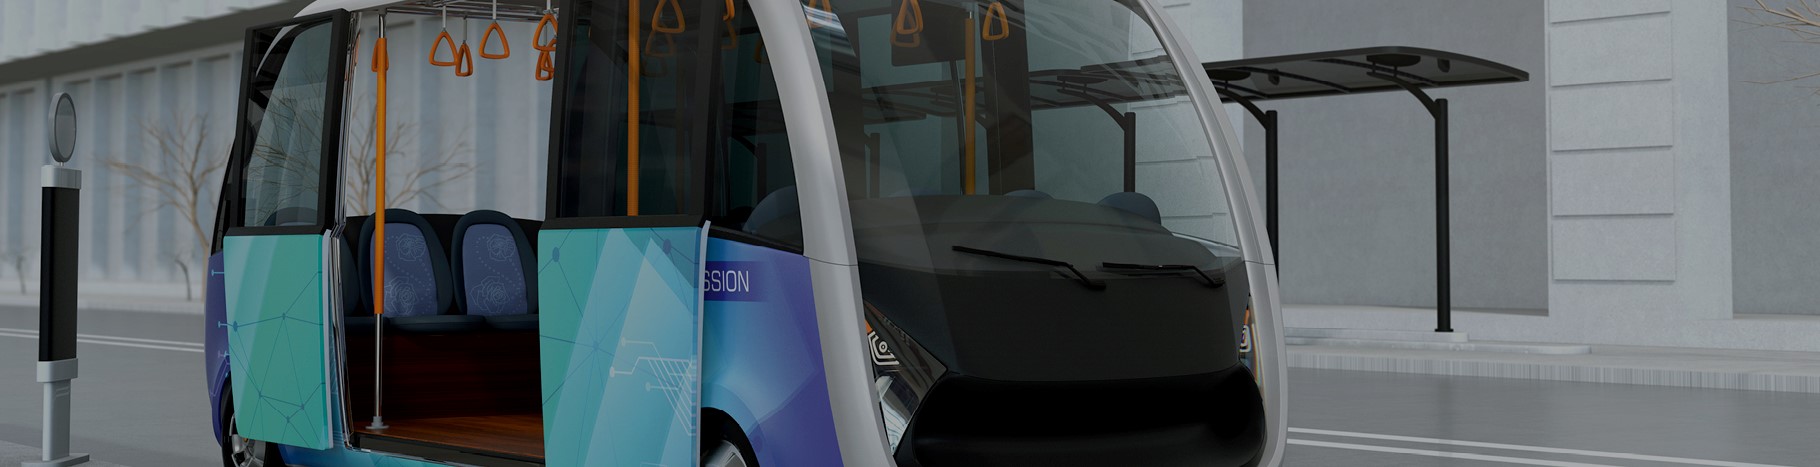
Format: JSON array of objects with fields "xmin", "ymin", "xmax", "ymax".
[{"xmin": 1202, "ymin": 46, "xmax": 1529, "ymax": 333}]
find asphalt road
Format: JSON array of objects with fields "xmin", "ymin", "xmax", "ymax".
[{"xmin": 0, "ymin": 303, "xmax": 1815, "ymax": 466}]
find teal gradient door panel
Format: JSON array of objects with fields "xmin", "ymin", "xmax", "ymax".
[
  {"xmin": 539, "ymin": 227, "xmax": 705, "ymax": 466},
  {"xmin": 224, "ymin": 234, "xmax": 330, "ymax": 450}
]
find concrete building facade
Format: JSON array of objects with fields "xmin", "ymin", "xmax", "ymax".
[{"xmin": 3, "ymin": 0, "xmax": 1820, "ymax": 351}]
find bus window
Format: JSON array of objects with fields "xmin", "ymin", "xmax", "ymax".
[
  {"xmin": 709, "ymin": 0, "xmax": 801, "ymax": 247},
  {"xmin": 239, "ymin": 22, "xmax": 337, "ymax": 228},
  {"xmin": 550, "ymin": 0, "xmax": 709, "ymax": 219}
]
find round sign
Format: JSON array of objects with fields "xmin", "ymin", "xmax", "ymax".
[{"xmin": 48, "ymin": 93, "xmax": 76, "ymax": 164}]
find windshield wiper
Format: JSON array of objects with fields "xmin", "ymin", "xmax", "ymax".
[
  {"xmin": 1101, "ymin": 262, "xmax": 1225, "ymax": 288},
  {"xmin": 951, "ymin": 245, "xmax": 1106, "ymax": 290}
]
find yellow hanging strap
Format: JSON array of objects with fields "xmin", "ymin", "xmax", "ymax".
[
  {"xmin": 628, "ymin": 0, "xmax": 642, "ymax": 215},
  {"xmin": 982, "ymin": 2, "xmax": 1009, "ymax": 41},
  {"xmin": 481, "ymin": 0, "xmax": 511, "ymax": 59},
  {"xmin": 372, "ymin": 33, "xmax": 390, "ymax": 316},
  {"xmin": 892, "ymin": 0, "xmax": 923, "ymax": 48}
]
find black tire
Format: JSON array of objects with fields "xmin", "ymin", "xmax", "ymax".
[
  {"xmin": 701, "ymin": 413, "xmax": 759, "ymax": 467},
  {"xmin": 219, "ymin": 390, "xmax": 284, "ymax": 467}
]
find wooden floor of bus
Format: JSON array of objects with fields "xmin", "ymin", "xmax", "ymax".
[{"xmin": 354, "ymin": 413, "xmax": 544, "ymax": 461}]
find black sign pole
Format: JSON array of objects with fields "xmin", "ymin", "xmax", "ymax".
[{"xmin": 28, "ymin": 93, "xmax": 88, "ymax": 467}]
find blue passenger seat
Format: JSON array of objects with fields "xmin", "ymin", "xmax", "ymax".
[
  {"xmin": 353, "ymin": 209, "xmax": 485, "ymax": 334},
  {"xmin": 451, "ymin": 210, "xmax": 539, "ymax": 331}
]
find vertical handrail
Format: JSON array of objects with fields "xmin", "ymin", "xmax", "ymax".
[
  {"xmin": 367, "ymin": 13, "xmax": 391, "ymax": 431},
  {"xmin": 962, "ymin": 17, "xmax": 976, "ymax": 195},
  {"xmin": 628, "ymin": 0, "xmax": 642, "ymax": 215}
]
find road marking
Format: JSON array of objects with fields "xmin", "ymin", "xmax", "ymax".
[
  {"xmin": 1292, "ymin": 427, "xmax": 1792, "ymax": 467},
  {"xmin": 1290, "ymin": 439, "xmax": 1625, "ymax": 467},
  {"xmin": 0, "ymin": 331, "xmax": 203, "ymax": 354},
  {"xmin": 0, "ymin": 327, "xmax": 202, "ymax": 348}
]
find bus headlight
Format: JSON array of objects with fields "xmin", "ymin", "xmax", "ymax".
[
  {"xmin": 1238, "ymin": 296, "xmax": 1257, "ymax": 382},
  {"xmin": 864, "ymin": 304, "xmax": 945, "ymax": 454}
]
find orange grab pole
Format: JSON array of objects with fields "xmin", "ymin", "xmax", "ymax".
[
  {"xmin": 963, "ymin": 18, "xmax": 976, "ymax": 195},
  {"xmin": 372, "ymin": 36, "xmax": 390, "ymax": 317},
  {"xmin": 628, "ymin": 0, "xmax": 642, "ymax": 216}
]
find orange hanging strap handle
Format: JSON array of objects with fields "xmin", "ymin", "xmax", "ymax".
[
  {"xmin": 480, "ymin": 1, "xmax": 511, "ymax": 59},
  {"xmin": 455, "ymin": 42, "xmax": 475, "ymax": 77},
  {"xmin": 430, "ymin": 31, "xmax": 459, "ymax": 66},
  {"xmin": 454, "ymin": 15, "xmax": 475, "ymax": 77},
  {"xmin": 536, "ymin": 51, "xmax": 556, "ymax": 81},
  {"xmin": 533, "ymin": 13, "xmax": 559, "ymax": 51},
  {"xmin": 533, "ymin": 3, "xmax": 558, "ymax": 81},
  {"xmin": 894, "ymin": 0, "xmax": 923, "ymax": 34},
  {"xmin": 723, "ymin": 0, "xmax": 736, "ymax": 21},
  {"xmin": 481, "ymin": 22, "xmax": 511, "ymax": 59},
  {"xmin": 982, "ymin": 2, "xmax": 1009, "ymax": 41},
  {"xmin": 653, "ymin": 0, "xmax": 686, "ymax": 33},
  {"xmin": 892, "ymin": 0, "xmax": 923, "ymax": 48},
  {"xmin": 429, "ymin": 7, "xmax": 458, "ymax": 66}
]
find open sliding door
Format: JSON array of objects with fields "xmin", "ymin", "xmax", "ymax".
[{"xmin": 220, "ymin": 10, "xmax": 350, "ymax": 451}]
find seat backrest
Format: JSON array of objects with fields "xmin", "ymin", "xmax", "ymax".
[
  {"xmin": 451, "ymin": 210, "xmax": 536, "ymax": 316},
  {"xmin": 359, "ymin": 209, "xmax": 454, "ymax": 317}
]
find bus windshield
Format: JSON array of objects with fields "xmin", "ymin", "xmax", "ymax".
[
  {"xmin": 802, "ymin": 0, "xmax": 1250, "ymax": 383},
  {"xmin": 803, "ymin": 0, "xmax": 1241, "ymax": 274}
]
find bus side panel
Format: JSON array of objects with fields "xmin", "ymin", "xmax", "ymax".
[
  {"xmin": 539, "ymin": 227, "xmax": 704, "ymax": 466},
  {"xmin": 702, "ymin": 238, "xmax": 843, "ymax": 467},
  {"xmin": 206, "ymin": 252, "xmax": 229, "ymax": 443},
  {"xmin": 223, "ymin": 235, "xmax": 331, "ymax": 450}
]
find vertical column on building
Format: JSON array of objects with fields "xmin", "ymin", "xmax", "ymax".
[{"xmin": 1545, "ymin": 0, "xmax": 1732, "ymax": 339}]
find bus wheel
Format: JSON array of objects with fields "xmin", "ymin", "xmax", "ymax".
[
  {"xmin": 220, "ymin": 393, "xmax": 283, "ymax": 467},
  {"xmin": 703, "ymin": 440, "xmax": 750, "ymax": 467}
]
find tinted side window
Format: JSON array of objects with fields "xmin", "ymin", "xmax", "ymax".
[
  {"xmin": 709, "ymin": 1, "xmax": 800, "ymax": 245},
  {"xmin": 240, "ymin": 21, "xmax": 336, "ymax": 228},
  {"xmin": 551, "ymin": 0, "xmax": 708, "ymax": 219}
]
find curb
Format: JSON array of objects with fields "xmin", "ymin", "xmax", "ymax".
[
  {"xmin": 1289, "ymin": 346, "xmax": 1820, "ymax": 394},
  {"xmin": 0, "ymin": 295, "xmax": 204, "ymax": 314}
]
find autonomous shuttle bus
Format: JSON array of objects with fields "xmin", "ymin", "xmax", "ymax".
[{"xmin": 202, "ymin": 0, "xmax": 1286, "ymax": 465}]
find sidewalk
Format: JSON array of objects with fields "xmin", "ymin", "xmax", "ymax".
[
  {"xmin": 1290, "ymin": 342, "xmax": 1820, "ymax": 394},
  {"xmin": 0, "ymin": 440, "xmax": 127, "ymax": 467}
]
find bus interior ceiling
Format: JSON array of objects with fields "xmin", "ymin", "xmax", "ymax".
[{"xmin": 338, "ymin": 2, "xmax": 555, "ymax": 463}]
